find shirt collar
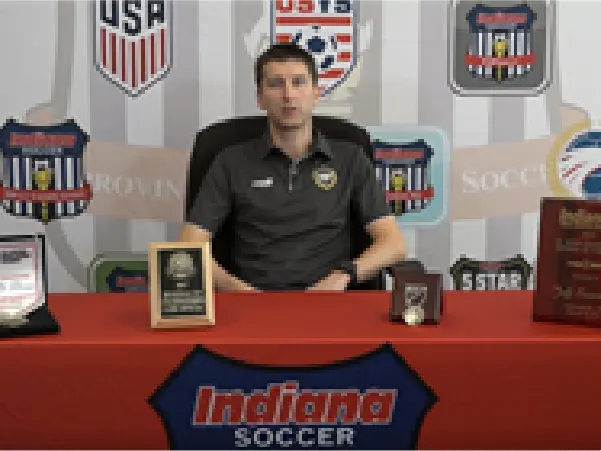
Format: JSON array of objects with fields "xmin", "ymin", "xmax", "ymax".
[{"xmin": 258, "ymin": 127, "xmax": 333, "ymax": 161}]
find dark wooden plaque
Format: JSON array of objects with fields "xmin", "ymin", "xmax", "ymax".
[
  {"xmin": 390, "ymin": 268, "xmax": 443, "ymax": 325},
  {"xmin": 533, "ymin": 197, "xmax": 601, "ymax": 327}
]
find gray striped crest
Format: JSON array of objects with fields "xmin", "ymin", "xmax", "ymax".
[{"xmin": 0, "ymin": 119, "xmax": 92, "ymax": 224}]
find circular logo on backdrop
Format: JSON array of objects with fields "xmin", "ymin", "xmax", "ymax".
[
  {"xmin": 313, "ymin": 166, "xmax": 338, "ymax": 190},
  {"xmin": 547, "ymin": 119, "xmax": 601, "ymax": 199}
]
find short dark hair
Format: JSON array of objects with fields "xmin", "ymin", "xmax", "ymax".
[{"xmin": 254, "ymin": 43, "xmax": 318, "ymax": 88}]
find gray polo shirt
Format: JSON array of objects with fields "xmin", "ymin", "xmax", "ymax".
[{"xmin": 186, "ymin": 128, "xmax": 391, "ymax": 290}]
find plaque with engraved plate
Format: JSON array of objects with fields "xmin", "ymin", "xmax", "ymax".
[
  {"xmin": 149, "ymin": 241, "xmax": 215, "ymax": 329},
  {"xmin": 533, "ymin": 197, "xmax": 601, "ymax": 326}
]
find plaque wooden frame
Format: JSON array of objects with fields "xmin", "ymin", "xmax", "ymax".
[
  {"xmin": 533, "ymin": 197, "xmax": 601, "ymax": 327},
  {"xmin": 149, "ymin": 241, "xmax": 215, "ymax": 329},
  {"xmin": 390, "ymin": 267, "xmax": 443, "ymax": 325}
]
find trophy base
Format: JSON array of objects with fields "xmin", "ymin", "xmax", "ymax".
[
  {"xmin": 389, "ymin": 312, "xmax": 440, "ymax": 326},
  {"xmin": 0, "ymin": 306, "xmax": 60, "ymax": 338}
]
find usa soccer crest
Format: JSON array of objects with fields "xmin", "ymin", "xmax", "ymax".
[
  {"xmin": 94, "ymin": 0, "xmax": 173, "ymax": 97},
  {"xmin": 270, "ymin": 0, "xmax": 358, "ymax": 96},
  {"xmin": 450, "ymin": 255, "xmax": 533, "ymax": 291},
  {"xmin": 0, "ymin": 119, "xmax": 92, "ymax": 224},
  {"xmin": 367, "ymin": 126, "xmax": 450, "ymax": 227},
  {"xmin": 449, "ymin": 0, "xmax": 553, "ymax": 96}
]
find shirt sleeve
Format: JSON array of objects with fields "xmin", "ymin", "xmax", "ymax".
[
  {"xmin": 351, "ymin": 147, "xmax": 392, "ymax": 226},
  {"xmin": 185, "ymin": 152, "xmax": 232, "ymax": 234}
]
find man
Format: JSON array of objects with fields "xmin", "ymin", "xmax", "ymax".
[{"xmin": 180, "ymin": 43, "xmax": 406, "ymax": 291}]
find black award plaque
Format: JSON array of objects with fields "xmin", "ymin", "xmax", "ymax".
[{"xmin": 149, "ymin": 241, "xmax": 214, "ymax": 328}]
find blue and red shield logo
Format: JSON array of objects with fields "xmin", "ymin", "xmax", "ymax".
[
  {"xmin": 94, "ymin": 0, "xmax": 173, "ymax": 97},
  {"xmin": 270, "ymin": 0, "xmax": 358, "ymax": 97},
  {"xmin": 149, "ymin": 344, "xmax": 437, "ymax": 449},
  {"xmin": 0, "ymin": 119, "xmax": 92, "ymax": 224}
]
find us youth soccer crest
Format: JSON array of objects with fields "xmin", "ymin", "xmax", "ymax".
[
  {"xmin": 450, "ymin": 255, "xmax": 533, "ymax": 291},
  {"xmin": 270, "ymin": 0, "xmax": 358, "ymax": 96},
  {"xmin": 449, "ymin": 0, "xmax": 553, "ymax": 96},
  {"xmin": 0, "ymin": 119, "xmax": 92, "ymax": 224},
  {"xmin": 94, "ymin": 0, "xmax": 173, "ymax": 97}
]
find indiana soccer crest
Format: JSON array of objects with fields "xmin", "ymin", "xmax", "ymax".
[
  {"xmin": 374, "ymin": 139, "xmax": 434, "ymax": 217},
  {"xmin": 0, "ymin": 119, "xmax": 92, "ymax": 224},
  {"xmin": 270, "ymin": 0, "xmax": 358, "ymax": 96},
  {"xmin": 367, "ymin": 126, "xmax": 450, "ymax": 227},
  {"xmin": 448, "ymin": 0, "xmax": 553, "ymax": 96},
  {"xmin": 94, "ymin": 0, "xmax": 173, "ymax": 97}
]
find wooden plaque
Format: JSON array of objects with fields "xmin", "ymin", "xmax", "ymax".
[
  {"xmin": 149, "ymin": 241, "xmax": 214, "ymax": 329},
  {"xmin": 533, "ymin": 197, "xmax": 601, "ymax": 327},
  {"xmin": 390, "ymin": 268, "xmax": 443, "ymax": 325}
]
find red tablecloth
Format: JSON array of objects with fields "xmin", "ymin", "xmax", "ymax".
[{"xmin": 1, "ymin": 291, "xmax": 601, "ymax": 450}]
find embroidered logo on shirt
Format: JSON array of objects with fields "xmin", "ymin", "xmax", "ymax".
[
  {"xmin": 251, "ymin": 178, "xmax": 273, "ymax": 188},
  {"xmin": 313, "ymin": 166, "xmax": 337, "ymax": 190}
]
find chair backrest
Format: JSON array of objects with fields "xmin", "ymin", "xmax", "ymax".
[{"xmin": 185, "ymin": 115, "xmax": 385, "ymax": 290}]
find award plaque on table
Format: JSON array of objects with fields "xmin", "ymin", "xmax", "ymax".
[
  {"xmin": 148, "ymin": 241, "xmax": 214, "ymax": 329},
  {"xmin": 533, "ymin": 197, "xmax": 601, "ymax": 327},
  {"xmin": 0, "ymin": 234, "xmax": 59, "ymax": 338},
  {"xmin": 390, "ymin": 263, "xmax": 443, "ymax": 326}
]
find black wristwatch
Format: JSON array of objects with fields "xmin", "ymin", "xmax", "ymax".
[{"xmin": 337, "ymin": 261, "xmax": 358, "ymax": 285}]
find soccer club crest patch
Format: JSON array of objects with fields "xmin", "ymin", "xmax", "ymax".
[
  {"xmin": 87, "ymin": 253, "xmax": 148, "ymax": 293},
  {"xmin": 367, "ymin": 126, "xmax": 450, "ymax": 227},
  {"xmin": 448, "ymin": 0, "xmax": 553, "ymax": 96},
  {"xmin": 313, "ymin": 166, "xmax": 337, "ymax": 190},
  {"xmin": 450, "ymin": 254, "xmax": 533, "ymax": 291},
  {"xmin": 0, "ymin": 119, "xmax": 92, "ymax": 224},
  {"xmin": 94, "ymin": 0, "xmax": 173, "ymax": 97},
  {"xmin": 270, "ymin": 0, "xmax": 358, "ymax": 97}
]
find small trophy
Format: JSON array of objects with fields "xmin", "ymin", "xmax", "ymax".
[
  {"xmin": 390, "ymin": 261, "xmax": 443, "ymax": 326},
  {"xmin": 149, "ymin": 241, "xmax": 214, "ymax": 329},
  {"xmin": 0, "ymin": 234, "xmax": 59, "ymax": 337}
]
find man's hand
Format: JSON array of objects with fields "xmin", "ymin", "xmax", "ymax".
[
  {"xmin": 229, "ymin": 280, "xmax": 262, "ymax": 292},
  {"xmin": 308, "ymin": 271, "xmax": 351, "ymax": 291}
]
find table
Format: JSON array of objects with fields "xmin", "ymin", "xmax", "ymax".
[{"xmin": 1, "ymin": 291, "xmax": 601, "ymax": 450}]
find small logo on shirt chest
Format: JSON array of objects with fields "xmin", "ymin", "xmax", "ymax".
[
  {"xmin": 313, "ymin": 166, "xmax": 338, "ymax": 190},
  {"xmin": 251, "ymin": 177, "xmax": 273, "ymax": 188}
]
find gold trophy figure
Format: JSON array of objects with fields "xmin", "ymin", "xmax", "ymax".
[
  {"xmin": 390, "ymin": 172, "xmax": 405, "ymax": 216},
  {"xmin": 33, "ymin": 163, "xmax": 53, "ymax": 224},
  {"xmin": 493, "ymin": 37, "xmax": 508, "ymax": 83}
]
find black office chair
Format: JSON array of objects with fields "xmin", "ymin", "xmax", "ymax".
[{"xmin": 184, "ymin": 115, "xmax": 386, "ymax": 290}]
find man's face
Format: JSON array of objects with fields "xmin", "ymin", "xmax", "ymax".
[{"xmin": 257, "ymin": 59, "xmax": 319, "ymax": 129}]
